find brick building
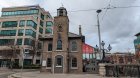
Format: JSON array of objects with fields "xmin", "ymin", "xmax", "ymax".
[
  {"xmin": 106, "ymin": 52, "xmax": 136, "ymax": 64},
  {"xmin": 40, "ymin": 7, "xmax": 84, "ymax": 73}
]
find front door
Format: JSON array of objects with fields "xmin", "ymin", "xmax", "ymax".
[{"xmin": 54, "ymin": 55, "xmax": 63, "ymax": 73}]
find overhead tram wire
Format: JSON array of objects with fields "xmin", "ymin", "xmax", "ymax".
[
  {"xmin": 101, "ymin": 0, "xmax": 112, "ymax": 23},
  {"xmin": 50, "ymin": 5, "xmax": 140, "ymax": 14}
]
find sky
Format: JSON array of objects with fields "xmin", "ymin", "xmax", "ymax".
[{"xmin": 0, "ymin": 0, "xmax": 140, "ymax": 53}]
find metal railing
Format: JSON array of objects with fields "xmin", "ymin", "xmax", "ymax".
[{"xmin": 105, "ymin": 64, "xmax": 140, "ymax": 77}]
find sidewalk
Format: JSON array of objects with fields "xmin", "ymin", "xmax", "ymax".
[
  {"xmin": 9, "ymin": 70, "xmax": 136, "ymax": 78},
  {"xmin": 9, "ymin": 71, "xmax": 113, "ymax": 78}
]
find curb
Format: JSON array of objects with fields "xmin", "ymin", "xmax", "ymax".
[{"xmin": 8, "ymin": 74, "xmax": 22, "ymax": 78}]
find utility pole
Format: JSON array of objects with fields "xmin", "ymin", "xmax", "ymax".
[{"xmin": 96, "ymin": 9, "xmax": 102, "ymax": 60}]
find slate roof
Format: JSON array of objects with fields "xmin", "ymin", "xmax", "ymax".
[{"xmin": 40, "ymin": 32, "xmax": 82, "ymax": 39}]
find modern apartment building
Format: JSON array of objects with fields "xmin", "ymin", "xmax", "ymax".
[
  {"xmin": 134, "ymin": 32, "xmax": 140, "ymax": 63},
  {"xmin": 0, "ymin": 5, "xmax": 53, "ymax": 67}
]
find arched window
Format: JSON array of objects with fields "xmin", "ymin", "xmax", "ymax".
[
  {"xmin": 71, "ymin": 41, "xmax": 77, "ymax": 51},
  {"xmin": 71, "ymin": 57, "xmax": 77, "ymax": 67},
  {"xmin": 48, "ymin": 43, "xmax": 52, "ymax": 51},
  {"xmin": 57, "ymin": 40, "xmax": 62, "ymax": 50}
]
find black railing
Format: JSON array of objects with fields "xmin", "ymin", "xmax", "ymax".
[{"xmin": 105, "ymin": 64, "xmax": 140, "ymax": 77}]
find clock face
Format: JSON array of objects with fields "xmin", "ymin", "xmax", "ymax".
[{"xmin": 58, "ymin": 24, "xmax": 62, "ymax": 32}]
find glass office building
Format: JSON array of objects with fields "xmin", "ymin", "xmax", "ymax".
[{"xmin": 0, "ymin": 5, "xmax": 53, "ymax": 66}]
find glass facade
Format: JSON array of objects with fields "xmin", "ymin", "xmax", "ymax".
[
  {"xmin": 0, "ymin": 39, "xmax": 14, "ymax": 45},
  {"xmin": 46, "ymin": 28, "xmax": 52, "ymax": 34},
  {"xmin": 2, "ymin": 21, "xmax": 17, "ymax": 28},
  {"xmin": 2, "ymin": 9, "xmax": 39, "ymax": 16},
  {"xmin": 46, "ymin": 21, "xmax": 53, "ymax": 27},
  {"xmin": 25, "ymin": 29, "xmax": 36, "ymax": 38},
  {"xmin": 16, "ymin": 39, "xmax": 22, "ymax": 45},
  {"xmin": 19, "ymin": 20, "xmax": 25, "ymax": 27},
  {"xmin": 39, "ymin": 27, "xmax": 43, "ymax": 34},
  {"xmin": 26, "ymin": 20, "xmax": 37, "ymax": 29},
  {"xmin": 40, "ymin": 20, "xmax": 44, "ymax": 27},
  {"xmin": 41, "ymin": 13, "xmax": 44, "ymax": 20},
  {"xmin": 0, "ymin": 30, "xmax": 16, "ymax": 36},
  {"xmin": 24, "ymin": 38, "xmax": 33, "ymax": 46},
  {"xmin": 18, "ymin": 29, "xmax": 24, "ymax": 36}
]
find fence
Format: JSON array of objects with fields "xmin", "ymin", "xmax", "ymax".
[{"xmin": 105, "ymin": 64, "xmax": 140, "ymax": 77}]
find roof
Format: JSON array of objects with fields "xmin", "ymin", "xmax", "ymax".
[
  {"xmin": 40, "ymin": 32, "xmax": 82, "ymax": 39},
  {"xmin": 68, "ymin": 32, "xmax": 81, "ymax": 37},
  {"xmin": 59, "ymin": 7, "xmax": 66, "ymax": 9}
]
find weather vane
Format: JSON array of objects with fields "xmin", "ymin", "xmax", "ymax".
[{"xmin": 61, "ymin": 3, "xmax": 63, "ymax": 7}]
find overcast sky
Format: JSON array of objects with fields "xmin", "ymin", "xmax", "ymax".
[{"xmin": 0, "ymin": 0, "xmax": 140, "ymax": 53}]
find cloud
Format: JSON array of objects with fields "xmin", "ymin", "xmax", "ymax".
[{"xmin": 0, "ymin": 0, "xmax": 139, "ymax": 53}]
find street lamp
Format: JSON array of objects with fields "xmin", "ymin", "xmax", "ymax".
[
  {"xmin": 101, "ymin": 41, "xmax": 112, "ymax": 63},
  {"xmin": 96, "ymin": 9, "xmax": 102, "ymax": 60},
  {"xmin": 95, "ymin": 45, "xmax": 99, "ymax": 60}
]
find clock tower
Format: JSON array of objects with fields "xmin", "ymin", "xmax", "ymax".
[{"xmin": 52, "ymin": 7, "xmax": 69, "ymax": 73}]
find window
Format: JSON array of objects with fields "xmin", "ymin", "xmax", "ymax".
[
  {"xmin": 71, "ymin": 58, "xmax": 77, "ymax": 67},
  {"xmin": 45, "ymin": 28, "xmax": 52, "ymax": 34},
  {"xmin": 2, "ymin": 21, "xmax": 17, "ymax": 28},
  {"xmin": 2, "ymin": 9, "xmax": 39, "ymax": 16},
  {"xmin": 48, "ymin": 43, "xmax": 52, "ymax": 51},
  {"xmin": 24, "ymin": 38, "xmax": 33, "ymax": 46},
  {"xmin": 71, "ymin": 41, "xmax": 77, "ymax": 51},
  {"xmin": 39, "ymin": 27, "xmax": 43, "ymax": 34},
  {"xmin": 40, "ymin": 20, "xmax": 44, "ymax": 27},
  {"xmin": 19, "ymin": 20, "xmax": 25, "ymax": 27},
  {"xmin": 18, "ymin": 29, "xmax": 24, "ymax": 36},
  {"xmin": 41, "ymin": 13, "xmax": 44, "ymax": 20},
  {"xmin": 57, "ymin": 40, "xmax": 62, "ymax": 50},
  {"xmin": 25, "ymin": 29, "xmax": 36, "ymax": 38},
  {"xmin": 56, "ymin": 58, "xmax": 62, "ymax": 66},
  {"xmin": 46, "ymin": 21, "xmax": 53, "ymax": 27},
  {"xmin": 0, "ymin": 30, "xmax": 16, "ymax": 36},
  {"xmin": 47, "ymin": 58, "xmax": 52, "ymax": 67},
  {"xmin": 38, "ymin": 42, "xmax": 42, "ymax": 49},
  {"xmin": 26, "ymin": 20, "xmax": 37, "ymax": 29},
  {"xmin": 0, "ymin": 39, "xmax": 15, "ymax": 46},
  {"xmin": 16, "ymin": 39, "xmax": 22, "ymax": 45}
]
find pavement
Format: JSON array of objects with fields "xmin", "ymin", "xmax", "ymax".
[
  {"xmin": 9, "ymin": 71, "xmax": 119, "ymax": 78},
  {"xmin": 0, "ymin": 69, "xmax": 39, "ymax": 78}
]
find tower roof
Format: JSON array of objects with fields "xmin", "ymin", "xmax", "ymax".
[{"xmin": 59, "ymin": 7, "xmax": 66, "ymax": 9}]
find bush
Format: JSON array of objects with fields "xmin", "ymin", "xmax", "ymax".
[{"xmin": 12, "ymin": 64, "xmax": 41, "ymax": 69}]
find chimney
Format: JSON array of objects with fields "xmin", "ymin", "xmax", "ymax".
[{"xmin": 79, "ymin": 25, "xmax": 82, "ymax": 36}]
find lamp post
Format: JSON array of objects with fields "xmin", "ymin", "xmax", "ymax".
[
  {"xmin": 95, "ymin": 45, "xmax": 99, "ymax": 60},
  {"xmin": 101, "ymin": 41, "xmax": 112, "ymax": 63},
  {"xmin": 96, "ymin": 9, "xmax": 102, "ymax": 60}
]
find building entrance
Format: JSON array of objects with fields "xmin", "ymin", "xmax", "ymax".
[{"xmin": 54, "ymin": 55, "xmax": 63, "ymax": 73}]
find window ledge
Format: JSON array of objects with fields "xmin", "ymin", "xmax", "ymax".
[
  {"xmin": 56, "ymin": 66, "xmax": 62, "ymax": 67},
  {"xmin": 47, "ymin": 51, "xmax": 52, "ymax": 52},
  {"xmin": 71, "ymin": 67, "xmax": 78, "ymax": 69},
  {"xmin": 70, "ymin": 51, "xmax": 78, "ymax": 52},
  {"xmin": 56, "ymin": 50, "xmax": 63, "ymax": 52},
  {"xmin": 46, "ymin": 67, "xmax": 51, "ymax": 69}
]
